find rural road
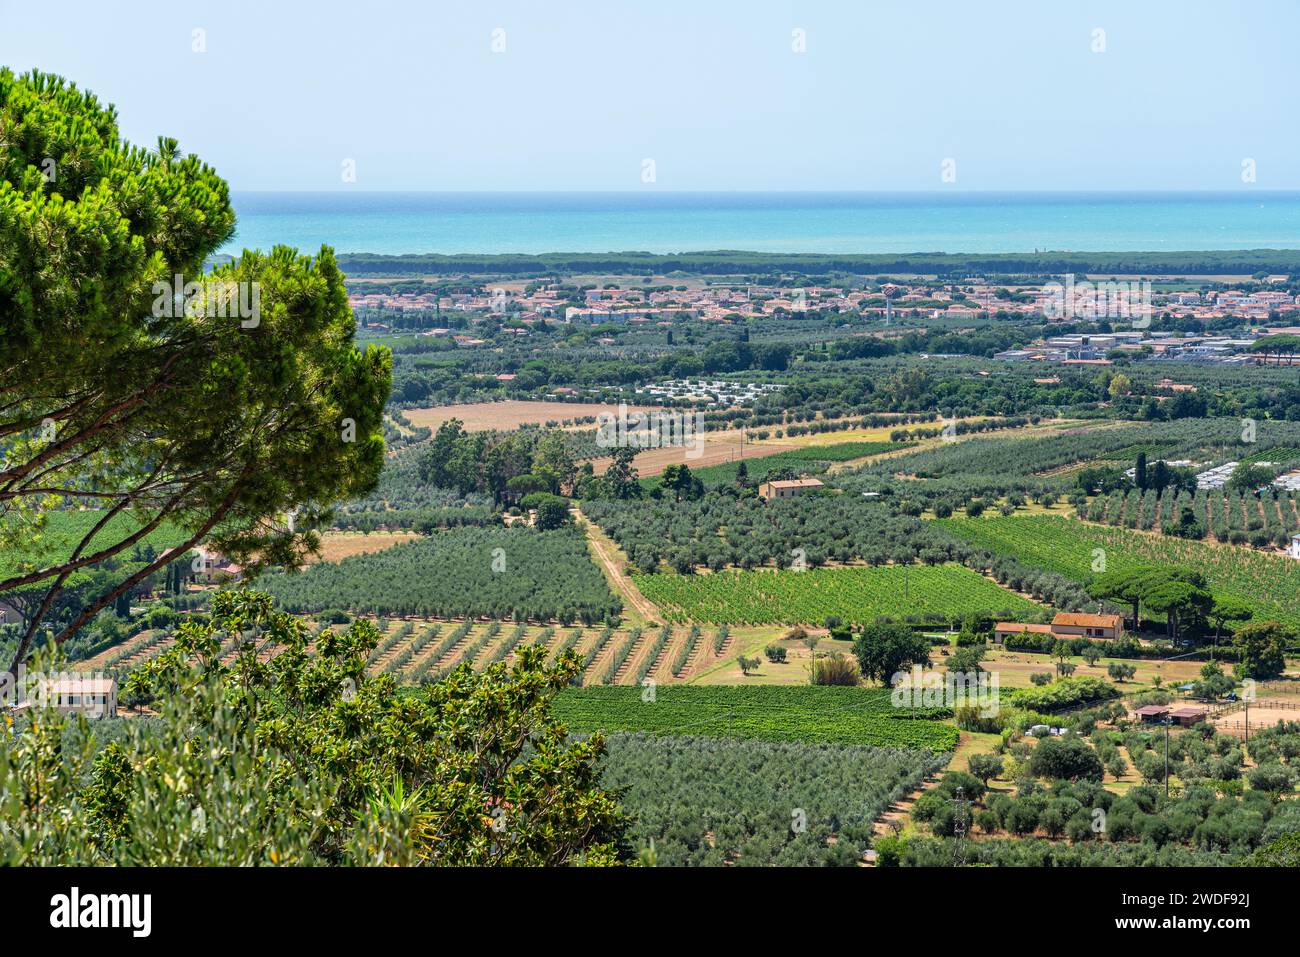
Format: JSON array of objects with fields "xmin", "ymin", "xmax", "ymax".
[{"xmin": 576, "ymin": 509, "xmax": 661, "ymax": 622}]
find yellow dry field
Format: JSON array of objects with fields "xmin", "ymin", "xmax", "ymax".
[
  {"xmin": 405, "ymin": 400, "xmax": 655, "ymax": 432},
  {"xmin": 588, "ymin": 429, "xmax": 797, "ymax": 478},
  {"xmin": 308, "ymin": 531, "xmax": 422, "ymax": 564}
]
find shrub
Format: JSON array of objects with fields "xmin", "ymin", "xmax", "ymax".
[
  {"xmin": 1011, "ymin": 676, "xmax": 1119, "ymax": 713},
  {"xmin": 3, "ymin": 591, "xmax": 627, "ymax": 865},
  {"xmin": 1027, "ymin": 737, "xmax": 1105, "ymax": 782},
  {"xmin": 811, "ymin": 652, "xmax": 860, "ymax": 686},
  {"xmin": 967, "ymin": 753, "xmax": 1005, "ymax": 784},
  {"xmin": 1248, "ymin": 763, "xmax": 1296, "ymax": 795}
]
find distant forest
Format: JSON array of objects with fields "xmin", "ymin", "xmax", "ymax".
[{"xmin": 336, "ymin": 249, "xmax": 1300, "ymax": 278}]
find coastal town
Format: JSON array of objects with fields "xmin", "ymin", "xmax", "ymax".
[{"xmin": 348, "ymin": 275, "xmax": 1300, "ymax": 367}]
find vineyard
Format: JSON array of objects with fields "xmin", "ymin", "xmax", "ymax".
[
  {"xmin": 1083, "ymin": 485, "xmax": 1300, "ymax": 548},
  {"xmin": 599, "ymin": 733, "xmax": 948, "ymax": 865},
  {"xmin": 840, "ymin": 417, "xmax": 1300, "ymax": 506},
  {"xmin": 257, "ymin": 526, "xmax": 621, "ymax": 624},
  {"xmin": 0, "ymin": 510, "xmax": 189, "ymax": 578},
  {"xmin": 633, "ymin": 562, "xmax": 1039, "ymax": 625},
  {"xmin": 938, "ymin": 514, "xmax": 1300, "ymax": 629},
  {"xmin": 555, "ymin": 685, "xmax": 959, "ymax": 750},
  {"xmin": 84, "ymin": 615, "xmax": 736, "ymax": 687}
]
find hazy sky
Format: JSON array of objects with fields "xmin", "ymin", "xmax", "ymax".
[{"xmin": 2, "ymin": 0, "xmax": 1296, "ymax": 191}]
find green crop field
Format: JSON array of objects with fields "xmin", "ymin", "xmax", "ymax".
[
  {"xmin": 260, "ymin": 526, "xmax": 621, "ymax": 624},
  {"xmin": 1096, "ymin": 442, "xmax": 1175, "ymax": 461},
  {"xmin": 0, "ymin": 510, "xmax": 189, "ymax": 579},
  {"xmin": 777, "ymin": 440, "xmax": 912, "ymax": 462},
  {"xmin": 633, "ymin": 562, "xmax": 1038, "ymax": 625},
  {"xmin": 600, "ymin": 733, "xmax": 949, "ymax": 865},
  {"xmin": 1242, "ymin": 446, "xmax": 1300, "ymax": 466},
  {"xmin": 555, "ymin": 685, "xmax": 958, "ymax": 751},
  {"xmin": 645, "ymin": 441, "xmax": 911, "ymax": 489},
  {"xmin": 937, "ymin": 514, "xmax": 1300, "ymax": 629}
]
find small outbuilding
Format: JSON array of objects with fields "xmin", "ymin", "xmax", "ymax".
[
  {"xmin": 1169, "ymin": 706, "xmax": 1209, "ymax": 727},
  {"xmin": 1134, "ymin": 704, "xmax": 1170, "ymax": 724}
]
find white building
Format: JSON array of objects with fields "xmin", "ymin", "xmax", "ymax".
[{"xmin": 20, "ymin": 677, "xmax": 118, "ymax": 718}]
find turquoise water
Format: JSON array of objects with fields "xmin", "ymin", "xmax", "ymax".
[{"xmin": 226, "ymin": 191, "xmax": 1300, "ymax": 256}]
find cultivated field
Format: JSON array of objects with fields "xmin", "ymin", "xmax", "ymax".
[
  {"xmin": 554, "ymin": 685, "xmax": 959, "ymax": 750},
  {"xmin": 589, "ymin": 428, "xmax": 796, "ymax": 478},
  {"xmin": 938, "ymin": 514, "xmax": 1300, "ymax": 629},
  {"xmin": 405, "ymin": 400, "xmax": 654, "ymax": 432},
  {"xmin": 634, "ymin": 563, "xmax": 1040, "ymax": 625},
  {"xmin": 308, "ymin": 531, "xmax": 422, "ymax": 563},
  {"xmin": 85, "ymin": 615, "xmax": 740, "ymax": 688}
]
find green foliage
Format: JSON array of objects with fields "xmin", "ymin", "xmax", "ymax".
[
  {"xmin": 967, "ymin": 752, "xmax": 1005, "ymax": 784},
  {"xmin": 553, "ymin": 686, "xmax": 958, "ymax": 751},
  {"xmin": 599, "ymin": 733, "xmax": 945, "ymax": 866},
  {"xmin": 0, "ymin": 68, "xmax": 391, "ymax": 668},
  {"xmin": 1250, "ymin": 832, "xmax": 1300, "ymax": 867},
  {"xmin": 1027, "ymin": 737, "xmax": 1105, "ymax": 782},
  {"xmin": 1233, "ymin": 620, "xmax": 1293, "ymax": 680},
  {"xmin": 1009, "ymin": 676, "xmax": 1119, "ymax": 713},
  {"xmin": 0, "ymin": 591, "xmax": 627, "ymax": 864},
  {"xmin": 636, "ymin": 563, "xmax": 1037, "ymax": 625},
  {"xmin": 420, "ymin": 419, "xmax": 576, "ymax": 500},
  {"xmin": 941, "ymin": 515, "xmax": 1300, "ymax": 630},
  {"xmin": 524, "ymin": 493, "xmax": 572, "ymax": 530},
  {"xmin": 584, "ymin": 491, "xmax": 950, "ymax": 573},
  {"xmin": 853, "ymin": 622, "xmax": 932, "ymax": 686},
  {"xmin": 259, "ymin": 526, "xmax": 620, "ymax": 624}
]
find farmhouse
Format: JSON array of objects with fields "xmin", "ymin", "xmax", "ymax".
[
  {"xmin": 758, "ymin": 478, "xmax": 824, "ymax": 501},
  {"xmin": 1050, "ymin": 612, "xmax": 1124, "ymax": 640},
  {"xmin": 992, "ymin": 613, "xmax": 1124, "ymax": 644},
  {"xmin": 993, "ymin": 622, "xmax": 1053, "ymax": 643},
  {"xmin": 18, "ymin": 676, "xmax": 118, "ymax": 718}
]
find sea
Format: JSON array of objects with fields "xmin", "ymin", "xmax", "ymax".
[{"xmin": 225, "ymin": 191, "xmax": 1300, "ymax": 257}]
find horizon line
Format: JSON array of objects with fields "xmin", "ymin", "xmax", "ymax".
[{"xmin": 228, "ymin": 187, "xmax": 1300, "ymax": 195}]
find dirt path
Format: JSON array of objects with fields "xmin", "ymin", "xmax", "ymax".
[{"xmin": 576, "ymin": 509, "xmax": 661, "ymax": 622}]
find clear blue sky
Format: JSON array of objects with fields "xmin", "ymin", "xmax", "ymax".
[{"xmin": 2, "ymin": 0, "xmax": 1296, "ymax": 191}]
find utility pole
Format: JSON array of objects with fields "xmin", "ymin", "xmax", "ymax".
[
  {"xmin": 1244, "ymin": 698, "xmax": 1249, "ymax": 745},
  {"xmin": 952, "ymin": 786, "xmax": 968, "ymax": 867},
  {"xmin": 1163, "ymin": 717, "xmax": 1171, "ymax": 798}
]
